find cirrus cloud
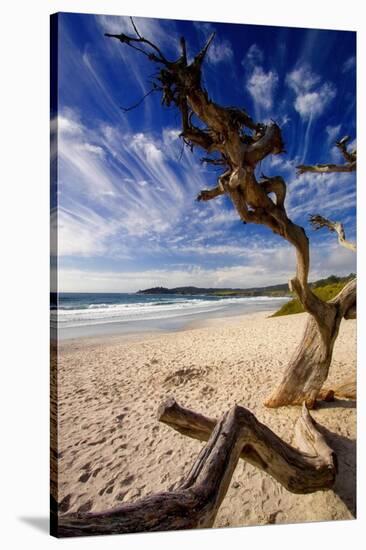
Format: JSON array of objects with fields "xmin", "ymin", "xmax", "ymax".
[
  {"xmin": 286, "ymin": 64, "xmax": 336, "ymax": 120},
  {"xmin": 246, "ymin": 66, "xmax": 279, "ymax": 110}
]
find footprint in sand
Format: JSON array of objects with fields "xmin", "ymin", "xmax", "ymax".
[
  {"xmin": 88, "ymin": 437, "xmax": 106, "ymax": 447},
  {"xmin": 163, "ymin": 367, "xmax": 203, "ymax": 387},
  {"xmin": 120, "ymin": 474, "xmax": 135, "ymax": 487},
  {"xmin": 77, "ymin": 500, "xmax": 93, "ymax": 513},
  {"xmin": 78, "ymin": 471, "xmax": 92, "ymax": 483},
  {"xmin": 58, "ymin": 494, "xmax": 72, "ymax": 513}
]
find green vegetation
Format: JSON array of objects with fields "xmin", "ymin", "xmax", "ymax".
[
  {"xmin": 137, "ymin": 284, "xmax": 290, "ymax": 296},
  {"xmin": 212, "ymin": 289, "xmax": 287, "ymax": 297},
  {"xmin": 138, "ymin": 275, "xmax": 356, "ymax": 313},
  {"xmin": 271, "ymin": 274, "xmax": 355, "ymax": 317}
]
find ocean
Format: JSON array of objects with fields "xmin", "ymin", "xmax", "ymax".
[{"xmin": 52, "ymin": 292, "xmax": 289, "ymax": 340}]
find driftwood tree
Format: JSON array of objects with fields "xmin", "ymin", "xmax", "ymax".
[
  {"xmin": 105, "ymin": 23, "xmax": 356, "ymax": 408},
  {"xmin": 55, "ymin": 399, "xmax": 336, "ymax": 536},
  {"xmin": 293, "ymin": 138, "xmax": 357, "ymax": 403},
  {"xmin": 267, "ymin": 135, "xmax": 357, "ymax": 406}
]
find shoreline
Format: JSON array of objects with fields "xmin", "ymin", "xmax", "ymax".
[
  {"xmin": 56, "ymin": 309, "xmax": 276, "ymax": 349},
  {"xmin": 55, "ymin": 294, "xmax": 290, "ymax": 342},
  {"xmin": 55, "ymin": 311, "xmax": 356, "ymax": 528}
]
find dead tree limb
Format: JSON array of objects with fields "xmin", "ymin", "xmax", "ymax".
[
  {"xmin": 297, "ymin": 136, "xmax": 356, "ymax": 175},
  {"xmin": 266, "ymin": 136, "xmax": 356, "ymax": 407},
  {"xmin": 158, "ymin": 398, "xmax": 336, "ymax": 493},
  {"xmin": 309, "ymin": 214, "xmax": 356, "ymax": 252},
  {"xmin": 308, "ymin": 209, "xmax": 356, "ymax": 401},
  {"xmin": 106, "ymin": 23, "xmax": 355, "ymax": 408},
  {"xmin": 55, "ymin": 399, "xmax": 336, "ymax": 537},
  {"xmin": 296, "ymin": 162, "xmax": 356, "ymax": 175}
]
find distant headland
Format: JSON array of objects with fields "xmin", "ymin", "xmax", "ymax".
[{"xmin": 136, "ymin": 274, "xmax": 354, "ymax": 298}]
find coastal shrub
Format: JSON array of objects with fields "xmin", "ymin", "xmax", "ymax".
[{"xmin": 271, "ymin": 281, "xmax": 352, "ymax": 317}]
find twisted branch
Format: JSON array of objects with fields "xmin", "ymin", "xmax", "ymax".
[
  {"xmin": 309, "ymin": 214, "xmax": 356, "ymax": 252},
  {"xmin": 55, "ymin": 399, "xmax": 336, "ymax": 536},
  {"xmin": 297, "ymin": 136, "xmax": 356, "ymax": 175}
]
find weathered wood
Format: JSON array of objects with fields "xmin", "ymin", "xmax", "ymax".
[
  {"xmin": 265, "ymin": 277, "xmax": 356, "ymax": 408},
  {"xmin": 318, "ymin": 378, "xmax": 356, "ymax": 401},
  {"xmin": 55, "ymin": 399, "xmax": 336, "ymax": 537},
  {"xmin": 309, "ymin": 215, "xmax": 356, "ymax": 253},
  {"xmin": 266, "ymin": 186, "xmax": 357, "ymax": 408},
  {"xmin": 159, "ymin": 398, "xmax": 336, "ymax": 493},
  {"xmin": 296, "ymin": 162, "xmax": 356, "ymax": 174},
  {"xmin": 297, "ymin": 136, "xmax": 356, "ymax": 174}
]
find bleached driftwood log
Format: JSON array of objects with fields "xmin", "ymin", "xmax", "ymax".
[
  {"xmin": 55, "ymin": 399, "xmax": 336, "ymax": 537},
  {"xmin": 158, "ymin": 398, "xmax": 336, "ymax": 493}
]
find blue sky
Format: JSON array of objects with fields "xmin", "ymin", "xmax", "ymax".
[{"xmin": 52, "ymin": 12, "xmax": 356, "ymax": 292}]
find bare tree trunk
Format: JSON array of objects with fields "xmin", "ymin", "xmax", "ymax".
[
  {"xmin": 266, "ymin": 205, "xmax": 356, "ymax": 408},
  {"xmin": 265, "ymin": 278, "xmax": 356, "ymax": 408},
  {"xmin": 55, "ymin": 399, "xmax": 336, "ymax": 537}
]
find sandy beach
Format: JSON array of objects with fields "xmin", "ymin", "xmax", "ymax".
[{"xmin": 54, "ymin": 310, "xmax": 356, "ymax": 529}]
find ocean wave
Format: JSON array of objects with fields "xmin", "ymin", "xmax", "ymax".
[{"xmin": 52, "ymin": 295, "xmax": 287, "ymax": 329}]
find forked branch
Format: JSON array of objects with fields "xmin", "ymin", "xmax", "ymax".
[
  {"xmin": 309, "ymin": 214, "xmax": 356, "ymax": 252},
  {"xmin": 297, "ymin": 136, "xmax": 356, "ymax": 175},
  {"xmin": 55, "ymin": 399, "xmax": 336, "ymax": 536}
]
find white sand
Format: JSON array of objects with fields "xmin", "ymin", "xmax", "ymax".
[{"xmin": 55, "ymin": 311, "xmax": 356, "ymax": 527}]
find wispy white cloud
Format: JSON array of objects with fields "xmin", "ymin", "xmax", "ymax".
[
  {"xmin": 243, "ymin": 43, "xmax": 264, "ymax": 67},
  {"xmin": 268, "ymin": 154, "xmax": 296, "ymax": 172},
  {"xmin": 286, "ymin": 171, "xmax": 356, "ymax": 221},
  {"xmin": 243, "ymin": 44, "xmax": 279, "ymax": 115},
  {"xmin": 286, "ymin": 65, "xmax": 320, "ymax": 95},
  {"xmin": 96, "ymin": 14, "xmax": 179, "ymax": 56},
  {"xmin": 326, "ymin": 124, "xmax": 342, "ymax": 143},
  {"xmin": 294, "ymin": 84, "xmax": 336, "ymax": 119},
  {"xmin": 286, "ymin": 64, "xmax": 336, "ymax": 120},
  {"xmin": 193, "ymin": 21, "xmax": 233, "ymax": 65},
  {"xmin": 342, "ymin": 55, "xmax": 356, "ymax": 73},
  {"xmin": 207, "ymin": 39, "xmax": 233, "ymax": 64},
  {"xmin": 246, "ymin": 66, "xmax": 279, "ymax": 111},
  {"xmin": 58, "ymin": 236, "xmax": 356, "ymax": 293},
  {"xmin": 56, "ymin": 109, "xmax": 238, "ymax": 261},
  {"xmin": 53, "ymin": 207, "xmax": 130, "ymax": 258}
]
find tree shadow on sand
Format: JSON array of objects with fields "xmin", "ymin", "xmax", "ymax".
[
  {"xmin": 316, "ymin": 399, "xmax": 356, "ymax": 410},
  {"xmin": 318, "ymin": 424, "xmax": 356, "ymax": 517}
]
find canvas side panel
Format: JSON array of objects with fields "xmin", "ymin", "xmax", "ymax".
[{"xmin": 50, "ymin": 12, "xmax": 60, "ymax": 539}]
